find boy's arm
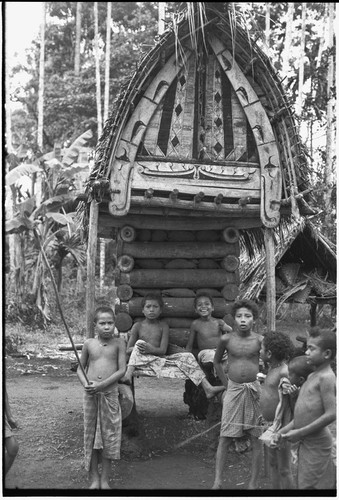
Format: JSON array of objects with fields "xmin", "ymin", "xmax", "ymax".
[
  {"xmin": 186, "ymin": 322, "xmax": 197, "ymax": 352},
  {"xmin": 143, "ymin": 322, "xmax": 169, "ymax": 355},
  {"xmin": 77, "ymin": 340, "xmax": 89, "ymax": 387},
  {"xmin": 126, "ymin": 323, "xmax": 140, "ymax": 354},
  {"xmin": 219, "ymin": 319, "xmax": 232, "ymax": 333},
  {"xmin": 213, "ymin": 334, "xmax": 229, "ymax": 388},
  {"xmin": 282, "ymin": 374, "xmax": 336, "ymax": 442},
  {"xmin": 96, "ymin": 340, "xmax": 127, "ymax": 391}
]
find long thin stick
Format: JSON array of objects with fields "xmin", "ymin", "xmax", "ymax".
[
  {"xmin": 33, "ymin": 228, "xmax": 89, "ymax": 384},
  {"xmin": 172, "ymin": 421, "xmax": 221, "ymax": 450}
]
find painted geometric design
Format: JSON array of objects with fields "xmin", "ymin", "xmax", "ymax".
[
  {"xmin": 136, "ymin": 43, "xmax": 258, "ymax": 164},
  {"xmin": 166, "ymin": 56, "xmax": 196, "ymax": 159}
]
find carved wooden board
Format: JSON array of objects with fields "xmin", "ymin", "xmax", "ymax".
[
  {"xmin": 108, "ymin": 50, "xmax": 192, "ymax": 216},
  {"xmin": 209, "ymin": 34, "xmax": 282, "ymax": 228}
]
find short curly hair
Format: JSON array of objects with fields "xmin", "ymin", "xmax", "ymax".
[
  {"xmin": 94, "ymin": 306, "xmax": 115, "ymax": 323},
  {"xmin": 309, "ymin": 327, "xmax": 336, "ymax": 360},
  {"xmin": 141, "ymin": 293, "xmax": 164, "ymax": 309},
  {"xmin": 262, "ymin": 331, "xmax": 295, "ymax": 362},
  {"xmin": 194, "ymin": 292, "xmax": 214, "ymax": 309},
  {"xmin": 231, "ymin": 299, "xmax": 259, "ymax": 319}
]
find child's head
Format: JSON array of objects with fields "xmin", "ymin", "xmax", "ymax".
[
  {"xmin": 141, "ymin": 293, "xmax": 163, "ymax": 319},
  {"xmin": 306, "ymin": 327, "xmax": 336, "ymax": 366},
  {"xmin": 260, "ymin": 331, "xmax": 295, "ymax": 364},
  {"xmin": 94, "ymin": 306, "xmax": 115, "ymax": 324},
  {"xmin": 288, "ymin": 355, "xmax": 314, "ymax": 387},
  {"xmin": 194, "ymin": 293, "xmax": 214, "ymax": 317},
  {"xmin": 94, "ymin": 306, "xmax": 115, "ymax": 337},
  {"xmin": 231, "ymin": 299, "xmax": 259, "ymax": 320},
  {"xmin": 231, "ymin": 299, "xmax": 258, "ymax": 333}
]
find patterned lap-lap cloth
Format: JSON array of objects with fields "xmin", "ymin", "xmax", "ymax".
[
  {"xmin": 297, "ymin": 427, "xmax": 336, "ymax": 490},
  {"xmin": 130, "ymin": 340, "xmax": 205, "ymax": 385},
  {"xmin": 220, "ymin": 378, "xmax": 262, "ymax": 438},
  {"xmin": 83, "ymin": 386, "xmax": 121, "ymax": 471}
]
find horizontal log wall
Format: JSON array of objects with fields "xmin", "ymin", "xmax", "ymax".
[{"xmin": 113, "ymin": 225, "xmax": 241, "ymax": 346}]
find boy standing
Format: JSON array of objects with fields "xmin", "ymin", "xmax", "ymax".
[
  {"xmin": 121, "ymin": 293, "xmax": 225, "ymax": 399},
  {"xmin": 186, "ymin": 293, "xmax": 232, "ymax": 375},
  {"xmin": 212, "ymin": 299, "xmax": 263, "ymax": 489},
  {"xmin": 274, "ymin": 328, "xmax": 336, "ymax": 490},
  {"xmin": 77, "ymin": 306, "xmax": 127, "ymax": 489},
  {"xmin": 259, "ymin": 331, "xmax": 295, "ymax": 489}
]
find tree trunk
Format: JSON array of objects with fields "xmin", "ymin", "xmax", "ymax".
[
  {"xmin": 99, "ymin": 238, "xmax": 106, "ymax": 292},
  {"xmin": 158, "ymin": 2, "xmax": 166, "ymax": 35},
  {"xmin": 282, "ymin": 3, "xmax": 294, "ymax": 76},
  {"xmin": 94, "ymin": 2, "xmax": 103, "ymax": 138},
  {"xmin": 296, "ymin": 3, "xmax": 306, "ymax": 115},
  {"xmin": 74, "ymin": 2, "xmax": 82, "ymax": 76},
  {"xmin": 103, "ymin": 2, "xmax": 112, "ymax": 123},
  {"xmin": 265, "ymin": 3, "xmax": 270, "ymax": 46},
  {"xmin": 324, "ymin": 2, "xmax": 334, "ymax": 236},
  {"xmin": 37, "ymin": 2, "xmax": 46, "ymax": 152}
]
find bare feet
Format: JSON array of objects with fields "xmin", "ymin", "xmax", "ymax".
[
  {"xmin": 89, "ymin": 479, "xmax": 100, "ymax": 489},
  {"xmin": 205, "ymin": 385, "xmax": 225, "ymax": 400},
  {"xmin": 247, "ymin": 480, "xmax": 258, "ymax": 489},
  {"xmin": 100, "ymin": 480, "xmax": 111, "ymax": 489},
  {"xmin": 211, "ymin": 482, "xmax": 223, "ymax": 489}
]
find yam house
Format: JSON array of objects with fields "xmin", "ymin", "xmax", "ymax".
[{"xmin": 82, "ymin": 3, "xmax": 318, "ymax": 344}]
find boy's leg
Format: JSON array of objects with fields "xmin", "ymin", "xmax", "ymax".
[
  {"xmin": 5, "ymin": 436, "xmax": 19, "ymax": 475},
  {"xmin": 89, "ymin": 449, "xmax": 100, "ymax": 489},
  {"xmin": 100, "ymin": 457, "xmax": 112, "ymax": 489},
  {"xmin": 200, "ymin": 377, "xmax": 225, "ymax": 399},
  {"xmin": 277, "ymin": 444, "xmax": 295, "ymax": 489},
  {"xmin": 212, "ymin": 436, "xmax": 231, "ymax": 489},
  {"xmin": 248, "ymin": 436, "xmax": 263, "ymax": 489},
  {"xmin": 267, "ymin": 447, "xmax": 281, "ymax": 489},
  {"xmin": 120, "ymin": 365, "xmax": 135, "ymax": 385}
]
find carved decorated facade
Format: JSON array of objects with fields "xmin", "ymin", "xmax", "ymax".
[{"xmin": 85, "ymin": 4, "xmax": 315, "ymax": 337}]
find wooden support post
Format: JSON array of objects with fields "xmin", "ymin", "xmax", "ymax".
[
  {"xmin": 264, "ymin": 228, "xmax": 276, "ymax": 331},
  {"xmin": 86, "ymin": 200, "xmax": 99, "ymax": 338},
  {"xmin": 310, "ymin": 302, "xmax": 317, "ymax": 327}
]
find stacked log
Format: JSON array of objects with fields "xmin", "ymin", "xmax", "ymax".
[{"xmin": 114, "ymin": 225, "xmax": 241, "ymax": 346}]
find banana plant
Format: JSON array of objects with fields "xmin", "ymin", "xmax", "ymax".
[{"xmin": 5, "ymin": 130, "xmax": 92, "ymax": 324}]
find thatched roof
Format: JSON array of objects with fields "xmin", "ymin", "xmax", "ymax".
[
  {"xmin": 240, "ymin": 219, "xmax": 337, "ymax": 303},
  {"xmin": 83, "ymin": 2, "xmax": 317, "ymax": 226}
]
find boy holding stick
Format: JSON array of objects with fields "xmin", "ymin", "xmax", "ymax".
[{"xmin": 77, "ymin": 306, "xmax": 127, "ymax": 489}]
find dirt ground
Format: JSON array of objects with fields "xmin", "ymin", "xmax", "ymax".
[{"xmin": 3, "ymin": 319, "xmax": 336, "ymax": 494}]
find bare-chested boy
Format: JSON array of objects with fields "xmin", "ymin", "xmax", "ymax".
[
  {"xmin": 259, "ymin": 331, "xmax": 295, "ymax": 489},
  {"xmin": 273, "ymin": 327, "xmax": 336, "ymax": 490},
  {"xmin": 186, "ymin": 293, "xmax": 232, "ymax": 375},
  {"xmin": 212, "ymin": 299, "xmax": 263, "ymax": 490},
  {"xmin": 120, "ymin": 293, "xmax": 224, "ymax": 399},
  {"xmin": 77, "ymin": 306, "xmax": 127, "ymax": 489}
]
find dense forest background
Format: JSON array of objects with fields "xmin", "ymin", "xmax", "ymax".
[{"xmin": 4, "ymin": 2, "xmax": 336, "ymax": 330}]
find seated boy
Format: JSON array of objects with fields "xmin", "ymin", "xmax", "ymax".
[
  {"xmin": 212, "ymin": 299, "xmax": 263, "ymax": 489},
  {"xmin": 259, "ymin": 331, "xmax": 296, "ymax": 489},
  {"xmin": 120, "ymin": 293, "xmax": 225, "ymax": 399},
  {"xmin": 186, "ymin": 292, "xmax": 232, "ymax": 378},
  {"xmin": 77, "ymin": 306, "xmax": 127, "ymax": 489},
  {"xmin": 273, "ymin": 328, "xmax": 336, "ymax": 490}
]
